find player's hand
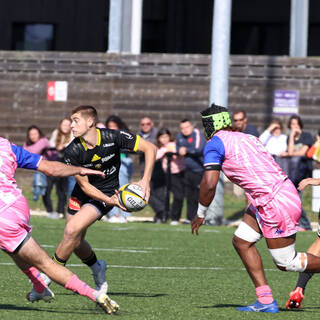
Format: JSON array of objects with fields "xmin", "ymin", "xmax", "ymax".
[
  {"xmin": 134, "ymin": 180, "xmax": 150, "ymax": 203},
  {"xmin": 79, "ymin": 168, "xmax": 105, "ymax": 178},
  {"xmin": 191, "ymin": 216, "xmax": 205, "ymax": 235},
  {"xmin": 298, "ymin": 178, "xmax": 320, "ymax": 191},
  {"xmin": 107, "ymin": 191, "xmax": 128, "ymax": 211}
]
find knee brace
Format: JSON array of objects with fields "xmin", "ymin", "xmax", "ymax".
[
  {"xmin": 234, "ymin": 221, "xmax": 262, "ymax": 243},
  {"xmin": 269, "ymin": 243, "xmax": 308, "ymax": 272}
]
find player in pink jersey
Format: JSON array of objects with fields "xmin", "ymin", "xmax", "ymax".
[
  {"xmin": 191, "ymin": 103, "xmax": 320, "ymax": 313},
  {"xmin": 0, "ymin": 137, "xmax": 119, "ymax": 315}
]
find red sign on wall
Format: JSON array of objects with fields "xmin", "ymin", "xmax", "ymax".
[
  {"xmin": 47, "ymin": 81, "xmax": 55, "ymax": 101},
  {"xmin": 47, "ymin": 81, "xmax": 68, "ymax": 101}
]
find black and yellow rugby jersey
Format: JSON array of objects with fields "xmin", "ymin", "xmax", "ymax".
[{"xmin": 64, "ymin": 128, "xmax": 140, "ymax": 197}]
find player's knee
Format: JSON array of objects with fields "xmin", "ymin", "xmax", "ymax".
[
  {"xmin": 63, "ymin": 223, "xmax": 81, "ymax": 241},
  {"xmin": 269, "ymin": 244, "xmax": 308, "ymax": 272},
  {"xmin": 233, "ymin": 222, "xmax": 262, "ymax": 250}
]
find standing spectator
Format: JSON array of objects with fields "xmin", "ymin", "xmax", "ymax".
[
  {"xmin": 105, "ymin": 115, "xmax": 134, "ymax": 223},
  {"xmin": 23, "ymin": 125, "xmax": 57, "ymax": 218},
  {"xmin": 232, "ymin": 109, "xmax": 259, "ymax": 137},
  {"xmin": 259, "ymin": 119, "xmax": 288, "ymax": 173},
  {"xmin": 138, "ymin": 116, "xmax": 166, "ymax": 223},
  {"xmin": 177, "ymin": 119, "xmax": 206, "ymax": 224},
  {"xmin": 49, "ymin": 117, "xmax": 74, "ymax": 218},
  {"xmin": 280, "ymin": 115, "xmax": 313, "ymax": 231},
  {"xmin": 156, "ymin": 128, "xmax": 185, "ymax": 225}
]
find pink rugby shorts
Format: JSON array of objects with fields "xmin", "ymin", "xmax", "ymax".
[
  {"xmin": 0, "ymin": 195, "xmax": 32, "ymax": 253},
  {"xmin": 249, "ymin": 179, "xmax": 301, "ymax": 239}
]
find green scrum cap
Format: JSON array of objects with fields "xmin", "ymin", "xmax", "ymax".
[{"xmin": 200, "ymin": 103, "xmax": 232, "ymax": 139}]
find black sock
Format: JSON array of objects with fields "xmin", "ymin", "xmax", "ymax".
[
  {"xmin": 81, "ymin": 251, "xmax": 97, "ymax": 267},
  {"xmin": 52, "ymin": 253, "xmax": 67, "ymax": 266},
  {"xmin": 296, "ymin": 272, "xmax": 314, "ymax": 292}
]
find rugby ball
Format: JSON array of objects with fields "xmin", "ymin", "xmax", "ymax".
[{"xmin": 118, "ymin": 183, "xmax": 146, "ymax": 212}]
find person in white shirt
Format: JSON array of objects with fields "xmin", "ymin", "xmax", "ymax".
[
  {"xmin": 259, "ymin": 119, "xmax": 288, "ymax": 175},
  {"xmin": 259, "ymin": 119, "xmax": 287, "ymax": 156}
]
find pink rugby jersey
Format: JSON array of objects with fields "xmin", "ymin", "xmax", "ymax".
[
  {"xmin": 203, "ymin": 130, "xmax": 287, "ymax": 207},
  {"xmin": 0, "ymin": 137, "xmax": 41, "ymax": 211}
]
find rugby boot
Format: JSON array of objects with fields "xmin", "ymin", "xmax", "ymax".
[
  {"xmin": 237, "ymin": 300, "xmax": 279, "ymax": 313},
  {"xmin": 26, "ymin": 287, "xmax": 55, "ymax": 303},
  {"xmin": 286, "ymin": 287, "xmax": 304, "ymax": 310}
]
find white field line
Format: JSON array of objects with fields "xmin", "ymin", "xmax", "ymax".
[
  {"xmin": 40, "ymin": 244, "xmax": 149, "ymax": 253},
  {"xmin": 0, "ymin": 261, "xmax": 279, "ymax": 272}
]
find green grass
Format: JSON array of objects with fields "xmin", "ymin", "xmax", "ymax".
[
  {"xmin": 0, "ymin": 217, "xmax": 320, "ymax": 319},
  {"xmin": 21, "ymin": 182, "xmax": 319, "ymax": 223}
]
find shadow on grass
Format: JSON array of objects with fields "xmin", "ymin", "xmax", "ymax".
[
  {"xmin": 57, "ymin": 291, "xmax": 167, "ymax": 299},
  {"xmin": 0, "ymin": 304, "xmax": 42, "ymax": 311},
  {"xmin": 110, "ymin": 292, "xmax": 167, "ymax": 298},
  {"xmin": 200, "ymin": 304, "xmax": 320, "ymax": 313},
  {"xmin": 0, "ymin": 304, "xmax": 103, "ymax": 315}
]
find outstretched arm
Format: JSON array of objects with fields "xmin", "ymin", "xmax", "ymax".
[
  {"xmin": 37, "ymin": 159, "xmax": 105, "ymax": 178},
  {"xmin": 191, "ymin": 170, "xmax": 220, "ymax": 235},
  {"xmin": 298, "ymin": 178, "xmax": 320, "ymax": 191}
]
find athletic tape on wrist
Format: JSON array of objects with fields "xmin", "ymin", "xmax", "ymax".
[{"xmin": 197, "ymin": 203, "xmax": 208, "ymax": 218}]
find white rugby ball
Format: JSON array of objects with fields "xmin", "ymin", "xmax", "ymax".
[{"xmin": 118, "ymin": 183, "xmax": 146, "ymax": 212}]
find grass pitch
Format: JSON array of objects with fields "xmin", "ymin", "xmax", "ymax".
[{"xmin": 0, "ymin": 217, "xmax": 320, "ymax": 319}]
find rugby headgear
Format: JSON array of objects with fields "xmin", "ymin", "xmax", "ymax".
[{"xmin": 200, "ymin": 103, "xmax": 232, "ymax": 139}]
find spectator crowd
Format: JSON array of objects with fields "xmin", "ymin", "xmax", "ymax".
[{"xmin": 21, "ymin": 109, "xmax": 318, "ymax": 229}]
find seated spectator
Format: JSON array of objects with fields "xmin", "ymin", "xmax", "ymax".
[
  {"xmin": 259, "ymin": 119, "xmax": 288, "ymax": 173},
  {"xmin": 105, "ymin": 115, "xmax": 134, "ymax": 223},
  {"xmin": 156, "ymin": 128, "xmax": 185, "ymax": 225},
  {"xmin": 280, "ymin": 115, "xmax": 313, "ymax": 231},
  {"xmin": 23, "ymin": 125, "xmax": 57, "ymax": 218}
]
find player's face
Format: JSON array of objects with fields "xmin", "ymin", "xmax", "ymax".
[
  {"xmin": 71, "ymin": 112, "xmax": 91, "ymax": 137},
  {"xmin": 29, "ymin": 128, "xmax": 40, "ymax": 143},
  {"xmin": 180, "ymin": 121, "xmax": 193, "ymax": 136}
]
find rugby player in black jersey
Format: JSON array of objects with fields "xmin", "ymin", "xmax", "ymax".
[{"xmin": 36, "ymin": 106, "xmax": 156, "ymax": 305}]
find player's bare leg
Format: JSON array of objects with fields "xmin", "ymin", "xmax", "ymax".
[
  {"xmin": 286, "ymin": 234, "xmax": 320, "ymax": 309},
  {"xmin": 55, "ymin": 206, "xmax": 99, "ymax": 261},
  {"xmin": 54, "ymin": 206, "xmax": 108, "ymax": 292},
  {"xmin": 14, "ymin": 236, "xmax": 118, "ymax": 313},
  {"xmin": 233, "ymin": 212, "xmax": 268, "ymax": 287},
  {"xmin": 233, "ymin": 211, "xmax": 278, "ymax": 313}
]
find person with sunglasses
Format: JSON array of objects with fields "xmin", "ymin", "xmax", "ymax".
[{"xmin": 232, "ymin": 109, "xmax": 259, "ymax": 137}]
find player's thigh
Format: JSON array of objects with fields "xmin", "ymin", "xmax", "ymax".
[
  {"xmin": 242, "ymin": 205, "xmax": 261, "ymax": 234},
  {"xmin": 265, "ymin": 234, "xmax": 296, "ymax": 250},
  {"xmin": 14, "ymin": 236, "xmax": 52, "ymax": 268},
  {"xmin": 65, "ymin": 205, "xmax": 99, "ymax": 235}
]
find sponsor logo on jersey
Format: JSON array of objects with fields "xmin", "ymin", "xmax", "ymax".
[
  {"xmin": 69, "ymin": 197, "xmax": 81, "ymax": 211},
  {"xmin": 95, "ymin": 163, "xmax": 102, "ymax": 169},
  {"xmin": 83, "ymin": 163, "xmax": 94, "ymax": 168},
  {"xmin": 120, "ymin": 131, "xmax": 133, "ymax": 139},
  {"xmin": 104, "ymin": 166, "xmax": 116, "ymax": 176},
  {"xmin": 103, "ymin": 143, "xmax": 115, "ymax": 147},
  {"xmin": 101, "ymin": 153, "xmax": 115, "ymax": 163},
  {"xmin": 91, "ymin": 154, "xmax": 101, "ymax": 162}
]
